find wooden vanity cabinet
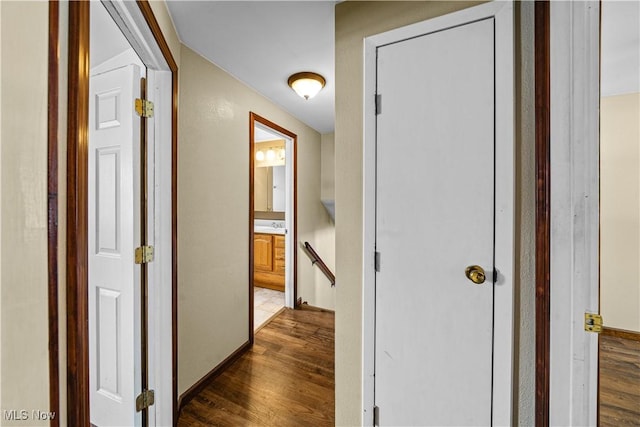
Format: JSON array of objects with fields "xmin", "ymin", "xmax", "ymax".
[{"xmin": 254, "ymin": 233, "xmax": 285, "ymax": 291}]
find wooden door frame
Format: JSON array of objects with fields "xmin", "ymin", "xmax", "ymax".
[
  {"xmin": 249, "ymin": 112, "xmax": 298, "ymax": 344},
  {"xmin": 534, "ymin": 1, "xmax": 551, "ymax": 425},
  {"xmin": 59, "ymin": 1, "xmax": 179, "ymax": 425},
  {"xmin": 361, "ymin": 2, "xmax": 515, "ymax": 425}
]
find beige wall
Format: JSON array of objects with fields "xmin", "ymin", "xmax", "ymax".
[
  {"xmin": 601, "ymin": 93, "xmax": 640, "ymax": 332},
  {"xmin": 321, "ymin": 132, "xmax": 335, "ymax": 201},
  {"xmin": 334, "ymin": 1, "xmax": 536, "ymax": 425},
  {"xmin": 178, "ymin": 45, "xmax": 335, "ymax": 395},
  {"xmin": 1, "ymin": 1, "xmax": 50, "ymax": 425}
]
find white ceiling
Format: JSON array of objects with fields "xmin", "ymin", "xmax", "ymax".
[
  {"xmin": 166, "ymin": 1, "xmax": 336, "ymax": 134},
  {"xmin": 601, "ymin": 1, "xmax": 640, "ymax": 97}
]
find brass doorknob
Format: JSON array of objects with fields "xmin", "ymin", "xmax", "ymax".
[{"xmin": 465, "ymin": 265, "xmax": 486, "ymax": 284}]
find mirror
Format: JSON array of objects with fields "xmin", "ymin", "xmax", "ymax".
[{"xmin": 254, "ymin": 139, "xmax": 286, "ymax": 219}]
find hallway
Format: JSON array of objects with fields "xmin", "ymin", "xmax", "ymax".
[{"xmin": 178, "ymin": 308, "xmax": 335, "ymax": 426}]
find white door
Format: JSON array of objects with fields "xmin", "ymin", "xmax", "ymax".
[
  {"xmin": 374, "ymin": 18, "xmax": 497, "ymax": 426},
  {"xmin": 88, "ymin": 64, "xmax": 142, "ymax": 427}
]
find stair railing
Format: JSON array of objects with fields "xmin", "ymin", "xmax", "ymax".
[{"xmin": 302, "ymin": 241, "xmax": 335, "ymax": 287}]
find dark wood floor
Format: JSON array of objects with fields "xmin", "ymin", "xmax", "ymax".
[
  {"xmin": 600, "ymin": 334, "xmax": 640, "ymax": 426},
  {"xmin": 178, "ymin": 308, "xmax": 335, "ymax": 427}
]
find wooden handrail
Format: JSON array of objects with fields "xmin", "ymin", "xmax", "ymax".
[{"xmin": 303, "ymin": 242, "xmax": 335, "ymax": 287}]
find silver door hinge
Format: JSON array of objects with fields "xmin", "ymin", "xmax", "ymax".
[
  {"xmin": 135, "ymin": 98, "xmax": 154, "ymax": 118},
  {"xmin": 135, "ymin": 245, "xmax": 154, "ymax": 264},
  {"xmin": 373, "ymin": 405, "xmax": 380, "ymax": 426},
  {"xmin": 584, "ymin": 312, "xmax": 603, "ymax": 333},
  {"xmin": 375, "ymin": 94, "xmax": 382, "ymax": 115},
  {"xmin": 135, "ymin": 389, "xmax": 155, "ymax": 412},
  {"xmin": 375, "ymin": 252, "xmax": 381, "ymax": 272}
]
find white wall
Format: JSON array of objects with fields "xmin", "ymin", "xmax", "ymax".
[
  {"xmin": 177, "ymin": 45, "xmax": 335, "ymax": 395},
  {"xmin": 1, "ymin": 2, "xmax": 50, "ymax": 425},
  {"xmin": 600, "ymin": 93, "xmax": 640, "ymax": 332},
  {"xmin": 334, "ymin": 2, "xmax": 536, "ymax": 425}
]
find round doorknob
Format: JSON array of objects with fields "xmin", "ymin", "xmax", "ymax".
[{"xmin": 465, "ymin": 265, "xmax": 486, "ymax": 284}]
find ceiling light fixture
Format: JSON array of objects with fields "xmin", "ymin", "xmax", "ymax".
[{"xmin": 288, "ymin": 72, "xmax": 326, "ymax": 100}]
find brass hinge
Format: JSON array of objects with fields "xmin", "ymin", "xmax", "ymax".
[
  {"xmin": 135, "ymin": 245, "xmax": 154, "ymax": 264},
  {"xmin": 135, "ymin": 98, "xmax": 154, "ymax": 118},
  {"xmin": 584, "ymin": 312, "xmax": 603, "ymax": 333},
  {"xmin": 135, "ymin": 389, "xmax": 155, "ymax": 412}
]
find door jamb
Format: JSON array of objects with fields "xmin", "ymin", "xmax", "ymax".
[
  {"xmin": 63, "ymin": 1, "xmax": 178, "ymax": 425},
  {"xmin": 361, "ymin": 2, "xmax": 515, "ymax": 425},
  {"xmin": 546, "ymin": 1, "xmax": 600, "ymax": 425},
  {"xmin": 249, "ymin": 112, "xmax": 298, "ymax": 344}
]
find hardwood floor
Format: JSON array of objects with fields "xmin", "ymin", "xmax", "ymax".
[
  {"xmin": 600, "ymin": 334, "xmax": 640, "ymax": 426},
  {"xmin": 178, "ymin": 308, "xmax": 334, "ymax": 426}
]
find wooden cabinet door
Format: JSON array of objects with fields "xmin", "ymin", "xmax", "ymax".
[
  {"xmin": 273, "ymin": 235, "xmax": 285, "ymax": 274},
  {"xmin": 254, "ymin": 233, "xmax": 273, "ymax": 272}
]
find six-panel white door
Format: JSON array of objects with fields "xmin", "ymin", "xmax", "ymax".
[
  {"xmin": 374, "ymin": 18, "xmax": 496, "ymax": 425},
  {"xmin": 88, "ymin": 64, "xmax": 142, "ymax": 427}
]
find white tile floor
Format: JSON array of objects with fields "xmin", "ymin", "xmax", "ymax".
[{"xmin": 254, "ymin": 287, "xmax": 285, "ymax": 331}]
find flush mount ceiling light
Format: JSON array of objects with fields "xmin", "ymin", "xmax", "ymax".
[{"xmin": 288, "ymin": 72, "xmax": 326, "ymax": 100}]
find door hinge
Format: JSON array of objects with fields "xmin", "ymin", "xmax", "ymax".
[
  {"xmin": 584, "ymin": 312, "xmax": 603, "ymax": 333},
  {"xmin": 375, "ymin": 94, "xmax": 382, "ymax": 115},
  {"xmin": 135, "ymin": 98, "xmax": 154, "ymax": 118},
  {"xmin": 374, "ymin": 251, "xmax": 381, "ymax": 272},
  {"xmin": 135, "ymin": 245, "xmax": 154, "ymax": 264},
  {"xmin": 373, "ymin": 405, "xmax": 380, "ymax": 426},
  {"xmin": 135, "ymin": 389, "xmax": 155, "ymax": 412}
]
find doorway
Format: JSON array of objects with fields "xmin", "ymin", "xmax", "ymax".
[
  {"xmin": 598, "ymin": 1, "xmax": 640, "ymax": 424},
  {"xmin": 362, "ymin": 2, "xmax": 514, "ymax": 425},
  {"xmin": 249, "ymin": 113, "xmax": 297, "ymax": 338},
  {"xmin": 65, "ymin": 2, "xmax": 177, "ymax": 426},
  {"xmin": 88, "ymin": 3, "xmax": 148, "ymax": 425}
]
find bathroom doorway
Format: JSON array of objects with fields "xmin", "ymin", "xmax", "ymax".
[{"xmin": 249, "ymin": 113, "xmax": 297, "ymax": 338}]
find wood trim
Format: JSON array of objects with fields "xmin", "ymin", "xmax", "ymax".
[
  {"xmin": 534, "ymin": 2, "xmax": 551, "ymax": 426},
  {"xmin": 249, "ymin": 115, "xmax": 256, "ymax": 344},
  {"xmin": 48, "ymin": 2, "xmax": 60, "ymax": 426},
  {"xmin": 298, "ymin": 304, "xmax": 335, "ymax": 314},
  {"xmin": 177, "ymin": 341, "xmax": 252, "ymax": 412},
  {"xmin": 602, "ymin": 327, "xmax": 640, "ymax": 342},
  {"xmin": 66, "ymin": 2, "xmax": 91, "ymax": 425},
  {"xmin": 249, "ymin": 112, "xmax": 299, "ymax": 345},
  {"xmin": 136, "ymin": 1, "xmax": 178, "ymax": 72}
]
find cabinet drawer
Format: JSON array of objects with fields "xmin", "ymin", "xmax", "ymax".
[{"xmin": 274, "ymin": 247, "xmax": 285, "ymax": 274}]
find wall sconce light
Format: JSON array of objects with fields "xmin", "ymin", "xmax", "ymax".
[
  {"xmin": 255, "ymin": 150, "xmax": 265, "ymax": 161},
  {"xmin": 287, "ymin": 72, "xmax": 326, "ymax": 100},
  {"xmin": 266, "ymin": 148, "xmax": 276, "ymax": 161}
]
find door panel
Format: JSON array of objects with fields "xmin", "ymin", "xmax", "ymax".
[
  {"xmin": 254, "ymin": 233, "xmax": 274, "ymax": 272},
  {"xmin": 375, "ymin": 18, "xmax": 495, "ymax": 425},
  {"xmin": 89, "ymin": 64, "xmax": 142, "ymax": 427}
]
